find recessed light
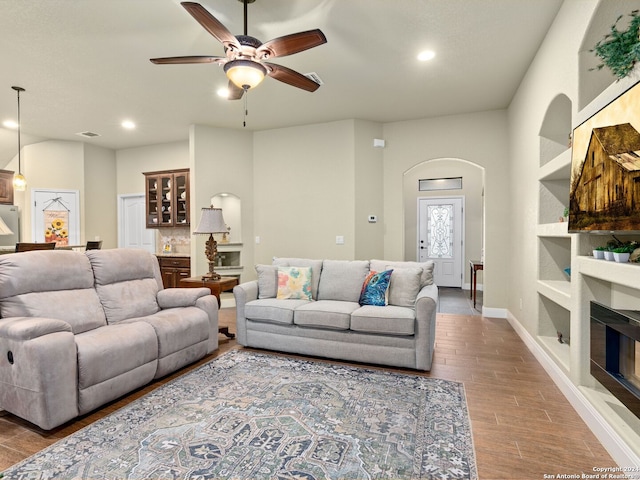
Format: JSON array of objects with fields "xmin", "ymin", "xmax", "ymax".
[
  {"xmin": 417, "ymin": 50, "xmax": 436, "ymax": 62},
  {"xmin": 121, "ymin": 120, "xmax": 136, "ymax": 130},
  {"xmin": 2, "ymin": 120, "xmax": 18, "ymax": 129}
]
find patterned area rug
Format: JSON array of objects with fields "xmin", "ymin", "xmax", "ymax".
[{"xmin": 2, "ymin": 350, "xmax": 477, "ymax": 479}]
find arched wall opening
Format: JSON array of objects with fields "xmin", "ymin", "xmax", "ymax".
[{"xmin": 403, "ymin": 158, "xmax": 485, "ymax": 288}]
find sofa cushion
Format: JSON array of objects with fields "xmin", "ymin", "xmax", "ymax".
[
  {"xmin": 75, "ymin": 322, "xmax": 158, "ymax": 390},
  {"xmin": 245, "ymin": 298, "xmax": 310, "ymax": 325},
  {"xmin": 86, "ymin": 249, "xmax": 163, "ymax": 323},
  {"xmin": 351, "ymin": 305, "xmax": 415, "ymax": 335},
  {"xmin": 255, "ymin": 264, "xmax": 278, "ymax": 299},
  {"xmin": 388, "ymin": 267, "xmax": 423, "ymax": 308},
  {"xmin": 359, "ymin": 269, "xmax": 393, "ymax": 306},
  {"xmin": 0, "ymin": 251, "xmax": 107, "ymax": 334},
  {"xmin": 277, "ymin": 266, "xmax": 312, "ymax": 300},
  {"xmin": 370, "ymin": 259, "xmax": 435, "ymax": 287},
  {"xmin": 294, "ymin": 300, "xmax": 360, "ymax": 330},
  {"xmin": 273, "ymin": 258, "xmax": 323, "ymax": 299},
  {"xmin": 126, "ymin": 307, "xmax": 209, "ymax": 360},
  {"xmin": 317, "ymin": 260, "xmax": 370, "ymax": 302}
]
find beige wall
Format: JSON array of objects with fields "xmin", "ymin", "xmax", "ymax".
[
  {"xmin": 382, "ymin": 110, "xmax": 510, "ymax": 310},
  {"xmin": 354, "ymin": 120, "xmax": 385, "ymax": 260},
  {"xmin": 403, "ymin": 159, "xmax": 484, "ymax": 286},
  {"xmin": 190, "ymin": 125, "xmax": 254, "ymax": 279},
  {"xmin": 84, "ymin": 144, "xmax": 117, "ymax": 248},
  {"xmin": 253, "ymin": 120, "xmax": 357, "ymax": 263}
]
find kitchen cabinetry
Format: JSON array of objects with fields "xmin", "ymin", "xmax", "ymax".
[
  {"xmin": 157, "ymin": 256, "xmax": 190, "ymax": 288},
  {"xmin": 143, "ymin": 169, "xmax": 189, "ymax": 228}
]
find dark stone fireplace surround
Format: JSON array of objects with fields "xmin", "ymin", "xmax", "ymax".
[{"xmin": 590, "ymin": 301, "xmax": 640, "ymax": 419}]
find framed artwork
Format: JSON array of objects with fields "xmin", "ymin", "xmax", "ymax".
[{"xmin": 569, "ymin": 80, "xmax": 640, "ymax": 232}]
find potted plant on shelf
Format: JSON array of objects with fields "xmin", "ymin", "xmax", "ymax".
[
  {"xmin": 604, "ymin": 246, "xmax": 615, "ymax": 261},
  {"xmin": 613, "ymin": 244, "xmax": 637, "ymax": 263},
  {"xmin": 593, "ymin": 245, "xmax": 607, "ymax": 259},
  {"xmin": 591, "ymin": 10, "xmax": 640, "ymax": 79}
]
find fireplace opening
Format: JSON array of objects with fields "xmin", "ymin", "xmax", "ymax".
[
  {"xmin": 590, "ymin": 302, "xmax": 640, "ymax": 419},
  {"xmin": 620, "ymin": 336, "xmax": 640, "ymax": 391}
]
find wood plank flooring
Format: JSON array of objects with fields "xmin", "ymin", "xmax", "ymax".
[{"xmin": 0, "ymin": 308, "xmax": 616, "ymax": 479}]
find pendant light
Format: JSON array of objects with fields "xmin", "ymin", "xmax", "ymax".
[{"xmin": 12, "ymin": 86, "xmax": 26, "ymax": 191}]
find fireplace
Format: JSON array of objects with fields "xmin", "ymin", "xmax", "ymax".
[{"xmin": 590, "ymin": 302, "xmax": 640, "ymax": 419}]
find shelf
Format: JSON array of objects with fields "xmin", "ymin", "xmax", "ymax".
[
  {"xmin": 577, "ymin": 256, "xmax": 640, "ymax": 287},
  {"xmin": 537, "ymin": 280, "xmax": 571, "ymax": 309},
  {"xmin": 537, "ymin": 335, "xmax": 570, "ymax": 372},
  {"xmin": 537, "ymin": 222, "xmax": 569, "ymax": 237},
  {"xmin": 539, "ymin": 148, "xmax": 571, "ymax": 181}
]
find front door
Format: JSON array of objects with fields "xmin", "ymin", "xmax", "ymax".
[{"xmin": 418, "ymin": 197, "xmax": 464, "ymax": 287}]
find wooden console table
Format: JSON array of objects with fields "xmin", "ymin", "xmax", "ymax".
[
  {"xmin": 179, "ymin": 276, "xmax": 239, "ymax": 338},
  {"xmin": 469, "ymin": 260, "xmax": 483, "ymax": 308}
]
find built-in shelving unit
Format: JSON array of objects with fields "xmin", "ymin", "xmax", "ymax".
[{"xmin": 535, "ymin": 75, "xmax": 640, "ymax": 464}]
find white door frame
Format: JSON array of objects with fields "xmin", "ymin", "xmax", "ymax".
[
  {"xmin": 417, "ymin": 195, "xmax": 465, "ymax": 288},
  {"xmin": 118, "ymin": 193, "xmax": 156, "ymax": 251}
]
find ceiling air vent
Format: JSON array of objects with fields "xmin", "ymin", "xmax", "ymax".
[
  {"xmin": 76, "ymin": 131, "xmax": 101, "ymax": 138},
  {"xmin": 304, "ymin": 72, "xmax": 324, "ymax": 86}
]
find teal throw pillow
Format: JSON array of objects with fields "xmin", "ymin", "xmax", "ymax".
[{"xmin": 359, "ymin": 269, "xmax": 393, "ymax": 306}]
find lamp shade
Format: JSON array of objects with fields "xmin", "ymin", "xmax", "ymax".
[
  {"xmin": 193, "ymin": 206, "xmax": 227, "ymax": 235},
  {"xmin": 224, "ymin": 60, "xmax": 267, "ymax": 90},
  {"xmin": 0, "ymin": 216, "xmax": 14, "ymax": 235}
]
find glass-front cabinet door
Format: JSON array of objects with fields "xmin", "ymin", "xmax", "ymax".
[{"xmin": 144, "ymin": 169, "xmax": 189, "ymax": 228}]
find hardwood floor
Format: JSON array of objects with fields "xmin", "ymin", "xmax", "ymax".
[{"xmin": 0, "ymin": 308, "xmax": 615, "ymax": 479}]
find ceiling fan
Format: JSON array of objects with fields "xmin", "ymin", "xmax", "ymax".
[{"xmin": 150, "ymin": 1, "xmax": 327, "ymax": 100}]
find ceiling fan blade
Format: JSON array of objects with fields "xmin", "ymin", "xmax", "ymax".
[
  {"xmin": 180, "ymin": 2, "xmax": 240, "ymax": 50},
  {"xmin": 150, "ymin": 56, "xmax": 226, "ymax": 65},
  {"xmin": 265, "ymin": 63, "xmax": 321, "ymax": 92},
  {"xmin": 257, "ymin": 29, "xmax": 327, "ymax": 59},
  {"xmin": 227, "ymin": 81, "xmax": 245, "ymax": 100}
]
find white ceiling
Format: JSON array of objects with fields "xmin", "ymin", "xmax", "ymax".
[{"xmin": 0, "ymin": 0, "xmax": 563, "ymax": 163}]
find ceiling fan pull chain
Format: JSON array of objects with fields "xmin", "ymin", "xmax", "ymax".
[{"xmin": 243, "ymin": 90, "xmax": 248, "ymax": 128}]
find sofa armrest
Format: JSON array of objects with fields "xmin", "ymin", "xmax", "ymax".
[
  {"xmin": 195, "ymin": 295, "xmax": 219, "ymax": 354},
  {"xmin": 233, "ymin": 281, "xmax": 258, "ymax": 345},
  {"xmin": 0, "ymin": 317, "xmax": 78, "ymax": 429},
  {"xmin": 157, "ymin": 287, "xmax": 210, "ymax": 309},
  {"xmin": 0, "ymin": 316, "xmax": 72, "ymax": 340},
  {"xmin": 414, "ymin": 284, "xmax": 439, "ymax": 371}
]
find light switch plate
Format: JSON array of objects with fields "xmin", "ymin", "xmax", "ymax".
[{"xmin": 336, "ymin": 235, "xmax": 345, "ymax": 245}]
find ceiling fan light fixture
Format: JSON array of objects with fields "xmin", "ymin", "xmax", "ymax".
[{"xmin": 224, "ymin": 59, "xmax": 267, "ymax": 90}]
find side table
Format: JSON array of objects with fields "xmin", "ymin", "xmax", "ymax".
[
  {"xmin": 179, "ymin": 276, "xmax": 239, "ymax": 338},
  {"xmin": 469, "ymin": 260, "xmax": 483, "ymax": 308}
]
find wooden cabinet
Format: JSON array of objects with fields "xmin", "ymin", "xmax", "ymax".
[
  {"xmin": 157, "ymin": 256, "xmax": 191, "ymax": 288},
  {"xmin": 0, "ymin": 170, "xmax": 14, "ymax": 205},
  {"xmin": 143, "ymin": 169, "xmax": 189, "ymax": 228}
]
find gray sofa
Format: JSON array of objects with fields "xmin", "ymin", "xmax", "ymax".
[
  {"xmin": 0, "ymin": 248, "xmax": 218, "ymax": 430},
  {"xmin": 234, "ymin": 258, "xmax": 438, "ymax": 371}
]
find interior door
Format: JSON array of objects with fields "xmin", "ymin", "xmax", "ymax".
[
  {"xmin": 119, "ymin": 194, "xmax": 155, "ymax": 252},
  {"xmin": 418, "ymin": 197, "xmax": 464, "ymax": 287}
]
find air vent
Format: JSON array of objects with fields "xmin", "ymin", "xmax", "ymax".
[
  {"xmin": 76, "ymin": 131, "xmax": 101, "ymax": 138},
  {"xmin": 304, "ymin": 72, "xmax": 324, "ymax": 85}
]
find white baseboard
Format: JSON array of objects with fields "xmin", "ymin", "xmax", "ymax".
[
  {"xmin": 506, "ymin": 310, "xmax": 640, "ymax": 467},
  {"xmin": 481, "ymin": 306, "xmax": 507, "ymax": 318}
]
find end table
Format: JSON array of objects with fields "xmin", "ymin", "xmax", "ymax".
[{"xmin": 179, "ymin": 276, "xmax": 239, "ymax": 338}]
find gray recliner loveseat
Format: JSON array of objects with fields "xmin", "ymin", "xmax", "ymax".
[
  {"xmin": 0, "ymin": 248, "xmax": 218, "ymax": 430},
  {"xmin": 234, "ymin": 258, "xmax": 438, "ymax": 371}
]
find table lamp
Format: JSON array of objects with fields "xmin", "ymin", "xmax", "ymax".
[{"xmin": 193, "ymin": 205, "xmax": 227, "ymax": 280}]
